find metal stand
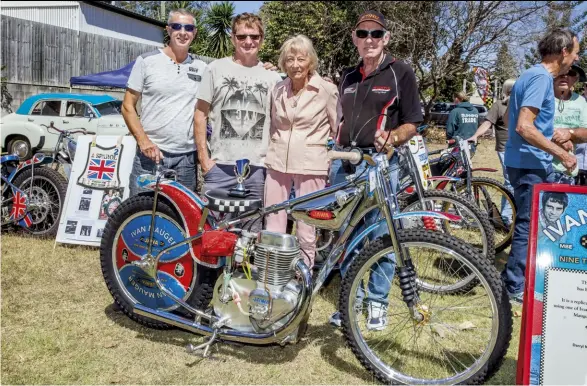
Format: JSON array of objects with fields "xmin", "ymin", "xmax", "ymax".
[{"xmin": 186, "ymin": 329, "xmax": 218, "ymax": 357}]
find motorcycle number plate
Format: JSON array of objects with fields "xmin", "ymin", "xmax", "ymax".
[{"xmin": 369, "ymin": 169, "xmax": 376, "ymax": 192}]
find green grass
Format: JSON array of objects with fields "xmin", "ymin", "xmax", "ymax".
[{"xmin": 1, "ymin": 139, "xmax": 522, "ymax": 384}]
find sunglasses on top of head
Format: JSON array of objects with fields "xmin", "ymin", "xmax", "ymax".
[
  {"xmin": 355, "ymin": 29, "xmax": 386, "ymax": 39},
  {"xmin": 234, "ymin": 34, "xmax": 262, "ymax": 41},
  {"xmin": 168, "ymin": 23, "xmax": 195, "ymax": 32}
]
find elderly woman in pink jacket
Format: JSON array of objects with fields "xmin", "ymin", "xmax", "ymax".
[{"xmin": 264, "ymin": 34, "xmax": 340, "ymax": 269}]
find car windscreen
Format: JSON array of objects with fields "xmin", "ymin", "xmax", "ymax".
[{"xmin": 93, "ymin": 101, "xmax": 122, "ymax": 116}]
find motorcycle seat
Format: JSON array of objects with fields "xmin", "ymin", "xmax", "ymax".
[{"xmin": 204, "ymin": 189, "xmax": 262, "ymax": 213}]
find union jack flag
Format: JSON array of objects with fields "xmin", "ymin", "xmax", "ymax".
[
  {"xmin": 87, "ymin": 158, "xmax": 116, "ymax": 181},
  {"xmin": 10, "ymin": 190, "xmax": 32, "ymax": 227}
]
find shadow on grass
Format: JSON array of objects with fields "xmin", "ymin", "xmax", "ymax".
[
  {"xmin": 104, "ymin": 303, "xmax": 354, "ymax": 367},
  {"xmin": 487, "ymin": 357, "xmax": 518, "ymax": 385}
]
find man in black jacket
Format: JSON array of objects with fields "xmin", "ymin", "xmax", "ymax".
[{"xmin": 328, "ymin": 10, "xmax": 423, "ymax": 331}]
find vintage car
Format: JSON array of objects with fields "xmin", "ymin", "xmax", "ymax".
[{"xmin": 1, "ymin": 93, "xmax": 129, "ymax": 160}]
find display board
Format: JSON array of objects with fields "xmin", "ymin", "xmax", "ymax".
[
  {"xmin": 56, "ymin": 135, "xmax": 136, "ymax": 247},
  {"xmin": 517, "ymin": 183, "xmax": 587, "ymax": 385}
]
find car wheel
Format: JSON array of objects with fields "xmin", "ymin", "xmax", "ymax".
[{"xmin": 7, "ymin": 136, "xmax": 32, "ymax": 161}]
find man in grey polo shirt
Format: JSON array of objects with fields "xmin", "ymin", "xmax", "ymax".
[{"xmin": 123, "ymin": 8, "xmax": 207, "ymax": 196}]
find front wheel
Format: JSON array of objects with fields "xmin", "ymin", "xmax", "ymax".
[
  {"xmin": 339, "ymin": 230, "xmax": 512, "ymax": 385},
  {"xmin": 7, "ymin": 136, "xmax": 32, "ymax": 161},
  {"xmin": 100, "ymin": 195, "xmax": 219, "ymax": 329}
]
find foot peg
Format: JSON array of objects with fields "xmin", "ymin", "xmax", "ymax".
[{"xmin": 186, "ymin": 329, "xmax": 218, "ymax": 357}]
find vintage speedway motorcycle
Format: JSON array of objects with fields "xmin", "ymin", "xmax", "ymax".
[{"xmin": 101, "ymin": 135, "xmax": 512, "ymax": 384}]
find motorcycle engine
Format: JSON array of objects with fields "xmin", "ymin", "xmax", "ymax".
[{"xmin": 212, "ymin": 230, "xmax": 303, "ymax": 333}]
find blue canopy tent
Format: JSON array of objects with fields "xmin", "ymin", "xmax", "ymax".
[{"xmin": 70, "ymin": 61, "xmax": 135, "ymax": 89}]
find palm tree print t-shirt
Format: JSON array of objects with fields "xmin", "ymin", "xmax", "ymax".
[{"xmin": 197, "ymin": 57, "xmax": 283, "ymax": 166}]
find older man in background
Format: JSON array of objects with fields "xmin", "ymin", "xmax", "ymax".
[{"xmin": 501, "ymin": 29, "xmax": 579, "ymax": 304}]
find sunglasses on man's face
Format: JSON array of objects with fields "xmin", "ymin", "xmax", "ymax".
[
  {"xmin": 168, "ymin": 23, "xmax": 195, "ymax": 32},
  {"xmin": 234, "ymin": 34, "xmax": 261, "ymax": 41},
  {"xmin": 355, "ymin": 29, "xmax": 386, "ymax": 39}
]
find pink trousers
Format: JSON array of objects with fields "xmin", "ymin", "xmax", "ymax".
[{"xmin": 264, "ymin": 169, "xmax": 327, "ymax": 269}]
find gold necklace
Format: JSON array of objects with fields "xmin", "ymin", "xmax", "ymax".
[{"xmin": 291, "ymin": 85, "xmax": 306, "ymax": 108}]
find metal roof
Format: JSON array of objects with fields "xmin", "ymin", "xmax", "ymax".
[
  {"xmin": 82, "ymin": 1, "xmax": 167, "ymax": 27},
  {"xmin": 16, "ymin": 93, "xmax": 118, "ymax": 115}
]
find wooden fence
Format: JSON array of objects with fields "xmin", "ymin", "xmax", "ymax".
[{"xmin": 1, "ymin": 15, "xmax": 212, "ymax": 88}]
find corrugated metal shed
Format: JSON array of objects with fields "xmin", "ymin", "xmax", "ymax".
[
  {"xmin": 1, "ymin": 1, "xmax": 164, "ymax": 47},
  {"xmin": 79, "ymin": 2, "xmax": 163, "ymax": 47},
  {"xmin": 1, "ymin": 1, "xmax": 79, "ymax": 30}
]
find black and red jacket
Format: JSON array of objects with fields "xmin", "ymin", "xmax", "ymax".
[{"xmin": 336, "ymin": 54, "xmax": 423, "ymax": 148}]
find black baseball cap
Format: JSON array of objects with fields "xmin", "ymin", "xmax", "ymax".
[
  {"xmin": 570, "ymin": 64, "xmax": 586, "ymax": 82},
  {"xmin": 355, "ymin": 10, "xmax": 387, "ymax": 29}
]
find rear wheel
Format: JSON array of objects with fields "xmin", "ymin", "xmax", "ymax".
[
  {"xmin": 401, "ymin": 189, "xmax": 495, "ymax": 260},
  {"xmin": 100, "ymin": 195, "xmax": 219, "ymax": 329},
  {"xmin": 12, "ymin": 166, "xmax": 67, "ymax": 237},
  {"xmin": 453, "ymin": 177, "xmax": 515, "ymax": 253},
  {"xmin": 339, "ymin": 230, "xmax": 512, "ymax": 385},
  {"xmin": 401, "ymin": 190, "xmax": 495, "ymax": 294}
]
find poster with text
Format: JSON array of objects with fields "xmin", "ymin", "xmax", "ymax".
[
  {"xmin": 56, "ymin": 135, "xmax": 136, "ymax": 247},
  {"xmin": 517, "ymin": 184, "xmax": 587, "ymax": 385}
]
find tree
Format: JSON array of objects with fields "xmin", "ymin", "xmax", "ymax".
[
  {"xmin": 493, "ymin": 43, "xmax": 518, "ymax": 83},
  {"xmin": 260, "ymin": 1, "xmax": 568, "ymax": 121},
  {"xmin": 260, "ymin": 1, "xmax": 355, "ymax": 78},
  {"xmin": 111, "ymin": 1, "xmax": 211, "ymax": 55},
  {"xmin": 114, "ymin": 1, "xmax": 209, "ymax": 20},
  {"xmin": 523, "ymin": 1, "xmax": 577, "ymax": 68},
  {"xmin": 201, "ymin": 1, "xmax": 234, "ymax": 58}
]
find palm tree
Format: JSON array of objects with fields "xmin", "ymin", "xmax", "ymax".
[
  {"xmin": 253, "ymin": 82, "xmax": 268, "ymax": 107},
  {"xmin": 204, "ymin": 1, "xmax": 235, "ymax": 58},
  {"xmin": 220, "ymin": 76, "xmax": 240, "ymax": 107}
]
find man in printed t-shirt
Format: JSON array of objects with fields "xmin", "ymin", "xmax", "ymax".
[{"xmin": 194, "ymin": 13, "xmax": 281, "ymax": 231}]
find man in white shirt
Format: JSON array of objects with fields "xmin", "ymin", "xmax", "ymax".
[
  {"xmin": 194, "ymin": 13, "xmax": 282, "ymax": 231},
  {"xmin": 123, "ymin": 8, "xmax": 207, "ymax": 195}
]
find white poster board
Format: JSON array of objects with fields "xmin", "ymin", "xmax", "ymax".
[
  {"xmin": 56, "ymin": 135, "xmax": 136, "ymax": 247},
  {"xmin": 541, "ymin": 268, "xmax": 587, "ymax": 385}
]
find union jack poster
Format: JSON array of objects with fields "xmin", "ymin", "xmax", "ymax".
[
  {"xmin": 10, "ymin": 189, "xmax": 33, "ymax": 227},
  {"xmin": 77, "ymin": 139, "xmax": 124, "ymax": 190}
]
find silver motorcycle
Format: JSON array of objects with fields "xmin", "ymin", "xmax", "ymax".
[{"xmin": 100, "ymin": 143, "xmax": 512, "ymax": 384}]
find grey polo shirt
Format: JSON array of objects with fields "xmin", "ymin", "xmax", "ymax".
[{"xmin": 127, "ymin": 49, "xmax": 207, "ymax": 153}]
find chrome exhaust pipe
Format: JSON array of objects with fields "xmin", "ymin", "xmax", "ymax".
[{"xmin": 133, "ymin": 260, "xmax": 313, "ymax": 345}]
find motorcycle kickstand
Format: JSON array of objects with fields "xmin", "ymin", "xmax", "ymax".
[{"xmin": 186, "ymin": 328, "xmax": 219, "ymax": 358}]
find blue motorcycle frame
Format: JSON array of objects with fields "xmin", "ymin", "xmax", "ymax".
[{"xmin": 1, "ymin": 152, "xmax": 54, "ymax": 228}]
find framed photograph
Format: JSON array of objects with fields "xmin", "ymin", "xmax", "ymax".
[
  {"xmin": 79, "ymin": 225, "xmax": 92, "ymax": 237},
  {"xmin": 98, "ymin": 187, "xmax": 124, "ymax": 220},
  {"xmin": 78, "ymin": 197, "xmax": 91, "ymax": 212},
  {"xmin": 517, "ymin": 183, "xmax": 587, "ymax": 385},
  {"xmin": 65, "ymin": 220, "xmax": 78, "ymax": 235}
]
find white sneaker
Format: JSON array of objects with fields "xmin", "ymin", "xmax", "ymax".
[
  {"xmin": 329, "ymin": 302, "xmax": 364, "ymax": 329},
  {"xmin": 367, "ymin": 302, "xmax": 388, "ymax": 331}
]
